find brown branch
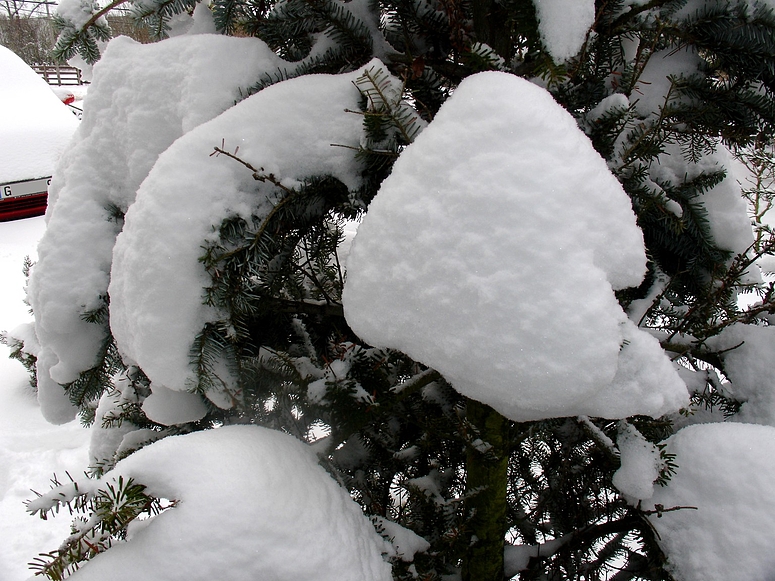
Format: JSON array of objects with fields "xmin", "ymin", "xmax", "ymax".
[
  {"xmin": 272, "ymin": 298, "xmax": 344, "ymax": 318},
  {"xmin": 211, "ymin": 144, "xmax": 294, "ymax": 194},
  {"xmin": 607, "ymin": 0, "xmax": 673, "ymax": 33},
  {"xmin": 81, "ymin": 0, "xmax": 128, "ymax": 31}
]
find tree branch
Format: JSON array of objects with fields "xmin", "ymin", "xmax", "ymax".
[{"xmin": 81, "ymin": 0, "xmax": 128, "ymax": 31}]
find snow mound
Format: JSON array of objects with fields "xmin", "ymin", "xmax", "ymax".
[
  {"xmin": 0, "ymin": 45, "xmax": 78, "ymax": 184},
  {"xmin": 108, "ymin": 62, "xmax": 375, "ymax": 406},
  {"xmin": 65, "ymin": 425, "xmax": 392, "ymax": 581},
  {"xmin": 644, "ymin": 423, "xmax": 775, "ymax": 581},
  {"xmin": 343, "ymin": 71, "xmax": 688, "ymax": 422},
  {"xmin": 27, "ymin": 34, "xmax": 285, "ymax": 423}
]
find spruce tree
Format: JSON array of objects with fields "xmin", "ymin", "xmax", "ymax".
[{"xmin": 10, "ymin": 1, "xmax": 775, "ymax": 580}]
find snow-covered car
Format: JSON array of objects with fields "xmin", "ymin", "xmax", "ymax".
[
  {"xmin": 0, "ymin": 46, "xmax": 78, "ymax": 221},
  {"xmin": 50, "ymin": 85, "xmax": 76, "ymax": 105}
]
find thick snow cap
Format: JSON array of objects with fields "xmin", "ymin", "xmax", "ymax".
[
  {"xmin": 27, "ymin": 34, "xmax": 286, "ymax": 423},
  {"xmin": 62, "ymin": 425, "xmax": 393, "ymax": 581},
  {"xmin": 343, "ymin": 71, "xmax": 688, "ymax": 422},
  {"xmin": 107, "ymin": 60, "xmax": 376, "ymax": 411}
]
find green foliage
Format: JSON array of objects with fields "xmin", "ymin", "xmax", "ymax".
[
  {"xmin": 355, "ymin": 64, "xmax": 425, "ymax": 146},
  {"xmin": 0, "ymin": 256, "xmax": 37, "ymax": 388},
  {"xmin": 0, "ymin": 329, "xmax": 37, "ymax": 388},
  {"xmin": 51, "ymin": 9, "xmax": 112, "ymax": 64},
  {"xmin": 129, "ymin": 0, "xmax": 198, "ymax": 39},
  {"xmin": 27, "ymin": 474, "xmax": 170, "ymax": 580}
]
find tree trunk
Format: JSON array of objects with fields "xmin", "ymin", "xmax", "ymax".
[
  {"xmin": 462, "ymin": 398, "xmax": 509, "ymax": 581},
  {"xmin": 471, "ymin": 0, "xmax": 515, "ymax": 62}
]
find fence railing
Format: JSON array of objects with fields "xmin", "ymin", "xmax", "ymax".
[{"xmin": 31, "ymin": 64, "xmax": 84, "ymax": 86}]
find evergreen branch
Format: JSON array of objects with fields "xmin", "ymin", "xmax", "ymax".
[
  {"xmin": 641, "ymin": 504, "xmax": 698, "ymax": 517},
  {"xmin": 313, "ymin": 367, "xmax": 443, "ymax": 457},
  {"xmin": 607, "ymin": 0, "xmax": 672, "ymax": 32},
  {"xmin": 0, "ymin": 329, "xmax": 37, "ymax": 388},
  {"xmin": 517, "ymin": 512, "xmax": 655, "ymax": 575},
  {"xmin": 62, "ymin": 332, "xmax": 124, "ymax": 423},
  {"xmin": 355, "ymin": 64, "xmax": 425, "ymax": 145},
  {"xmin": 620, "ymin": 80, "xmax": 678, "ymax": 169},
  {"xmin": 28, "ymin": 476, "xmax": 172, "ymax": 580},
  {"xmin": 665, "ymin": 238, "xmax": 770, "ymax": 341},
  {"xmin": 270, "ymin": 297, "xmax": 344, "ymax": 318},
  {"xmin": 577, "ymin": 416, "xmax": 620, "ymax": 463},
  {"xmin": 292, "ymin": 256, "xmax": 336, "ymax": 305}
]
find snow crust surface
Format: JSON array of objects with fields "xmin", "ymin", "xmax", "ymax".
[
  {"xmin": 66, "ymin": 425, "xmax": 392, "ymax": 581},
  {"xmin": 644, "ymin": 423, "xmax": 775, "ymax": 581},
  {"xmin": 27, "ymin": 34, "xmax": 285, "ymax": 423},
  {"xmin": 0, "ymin": 45, "xmax": 78, "ymax": 183},
  {"xmin": 344, "ymin": 72, "xmax": 688, "ymax": 422}
]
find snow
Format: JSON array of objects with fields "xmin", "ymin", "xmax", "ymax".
[
  {"xmin": 650, "ymin": 143, "xmax": 754, "ymax": 260},
  {"xmin": 0, "ymin": 45, "xmax": 79, "ymax": 184},
  {"xmin": 108, "ymin": 60, "xmax": 377, "ymax": 406},
  {"xmin": 373, "ymin": 515, "xmax": 430, "ymax": 562},
  {"xmin": 54, "ymin": 425, "xmax": 392, "ymax": 581},
  {"xmin": 343, "ymin": 71, "xmax": 688, "ymax": 422},
  {"xmin": 633, "ymin": 47, "xmax": 702, "ymax": 117},
  {"xmin": 586, "ymin": 93, "xmax": 630, "ymax": 125},
  {"xmin": 707, "ymin": 323, "xmax": 775, "ymax": 426},
  {"xmin": 167, "ymin": 2, "xmax": 218, "ymax": 36},
  {"xmin": 611, "ymin": 421, "xmax": 660, "ymax": 501},
  {"xmin": 504, "ymin": 537, "xmax": 566, "ymax": 576},
  {"xmin": 0, "ymin": 216, "xmax": 90, "ymax": 581},
  {"xmin": 56, "ymin": 0, "xmax": 108, "ymax": 30},
  {"xmin": 27, "ymin": 34, "xmax": 286, "ymax": 423},
  {"xmin": 531, "ymin": 0, "xmax": 595, "ymax": 62},
  {"xmin": 644, "ymin": 423, "xmax": 775, "ymax": 581},
  {"xmin": 140, "ymin": 383, "xmax": 208, "ymax": 425}
]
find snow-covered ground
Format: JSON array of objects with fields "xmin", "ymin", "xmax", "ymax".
[{"xmin": 0, "ymin": 216, "xmax": 90, "ymax": 581}]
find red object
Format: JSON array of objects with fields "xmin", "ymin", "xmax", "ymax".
[
  {"xmin": 0, "ymin": 192, "xmax": 47, "ymax": 221},
  {"xmin": 63, "ymin": 94, "xmax": 76, "ymax": 105}
]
